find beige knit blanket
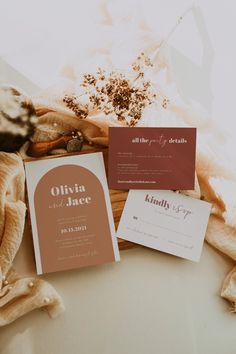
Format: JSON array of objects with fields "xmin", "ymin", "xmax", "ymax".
[
  {"xmin": 30, "ymin": 73, "xmax": 236, "ymax": 312},
  {"xmin": 0, "ymin": 152, "xmax": 64, "ymax": 326},
  {"xmin": 1, "ymin": 93, "xmax": 236, "ymax": 327}
]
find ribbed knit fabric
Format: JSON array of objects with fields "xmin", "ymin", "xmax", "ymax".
[{"xmin": 0, "ymin": 152, "xmax": 64, "ymax": 326}]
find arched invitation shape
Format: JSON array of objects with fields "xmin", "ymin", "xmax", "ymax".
[{"xmin": 34, "ymin": 164, "xmax": 115, "ymax": 273}]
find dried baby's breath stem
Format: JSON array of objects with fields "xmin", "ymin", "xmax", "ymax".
[
  {"xmin": 63, "ymin": 7, "xmax": 195, "ymax": 124},
  {"xmin": 63, "ymin": 94, "xmax": 89, "ymax": 119},
  {"xmin": 63, "ymin": 52, "xmax": 156, "ymax": 126}
]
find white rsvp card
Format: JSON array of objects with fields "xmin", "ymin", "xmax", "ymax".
[{"xmin": 117, "ymin": 190, "xmax": 212, "ymax": 262}]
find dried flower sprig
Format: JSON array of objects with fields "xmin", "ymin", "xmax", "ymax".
[
  {"xmin": 63, "ymin": 52, "xmax": 156, "ymax": 126},
  {"xmin": 63, "ymin": 94, "xmax": 89, "ymax": 120}
]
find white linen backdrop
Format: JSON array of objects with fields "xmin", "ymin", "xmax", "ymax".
[{"xmin": 0, "ymin": 0, "xmax": 236, "ymax": 149}]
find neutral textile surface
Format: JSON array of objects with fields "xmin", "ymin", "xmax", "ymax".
[{"xmin": 0, "ymin": 152, "xmax": 64, "ymax": 326}]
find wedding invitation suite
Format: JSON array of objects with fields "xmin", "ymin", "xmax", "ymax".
[
  {"xmin": 25, "ymin": 152, "xmax": 120, "ymax": 274},
  {"xmin": 108, "ymin": 127, "xmax": 196, "ymax": 190},
  {"xmin": 117, "ymin": 190, "xmax": 211, "ymax": 262}
]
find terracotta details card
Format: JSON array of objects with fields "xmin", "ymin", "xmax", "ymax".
[
  {"xmin": 117, "ymin": 190, "xmax": 211, "ymax": 262},
  {"xmin": 108, "ymin": 127, "xmax": 196, "ymax": 190},
  {"xmin": 25, "ymin": 152, "xmax": 120, "ymax": 274}
]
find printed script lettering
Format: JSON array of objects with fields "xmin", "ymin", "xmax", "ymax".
[
  {"xmin": 131, "ymin": 135, "xmax": 188, "ymax": 148},
  {"xmin": 145, "ymin": 194, "xmax": 192, "ymax": 219}
]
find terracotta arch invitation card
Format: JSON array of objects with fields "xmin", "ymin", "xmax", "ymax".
[{"xmin": 25, "ymin": 152, "xmax": 120, "ymax": 274}]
